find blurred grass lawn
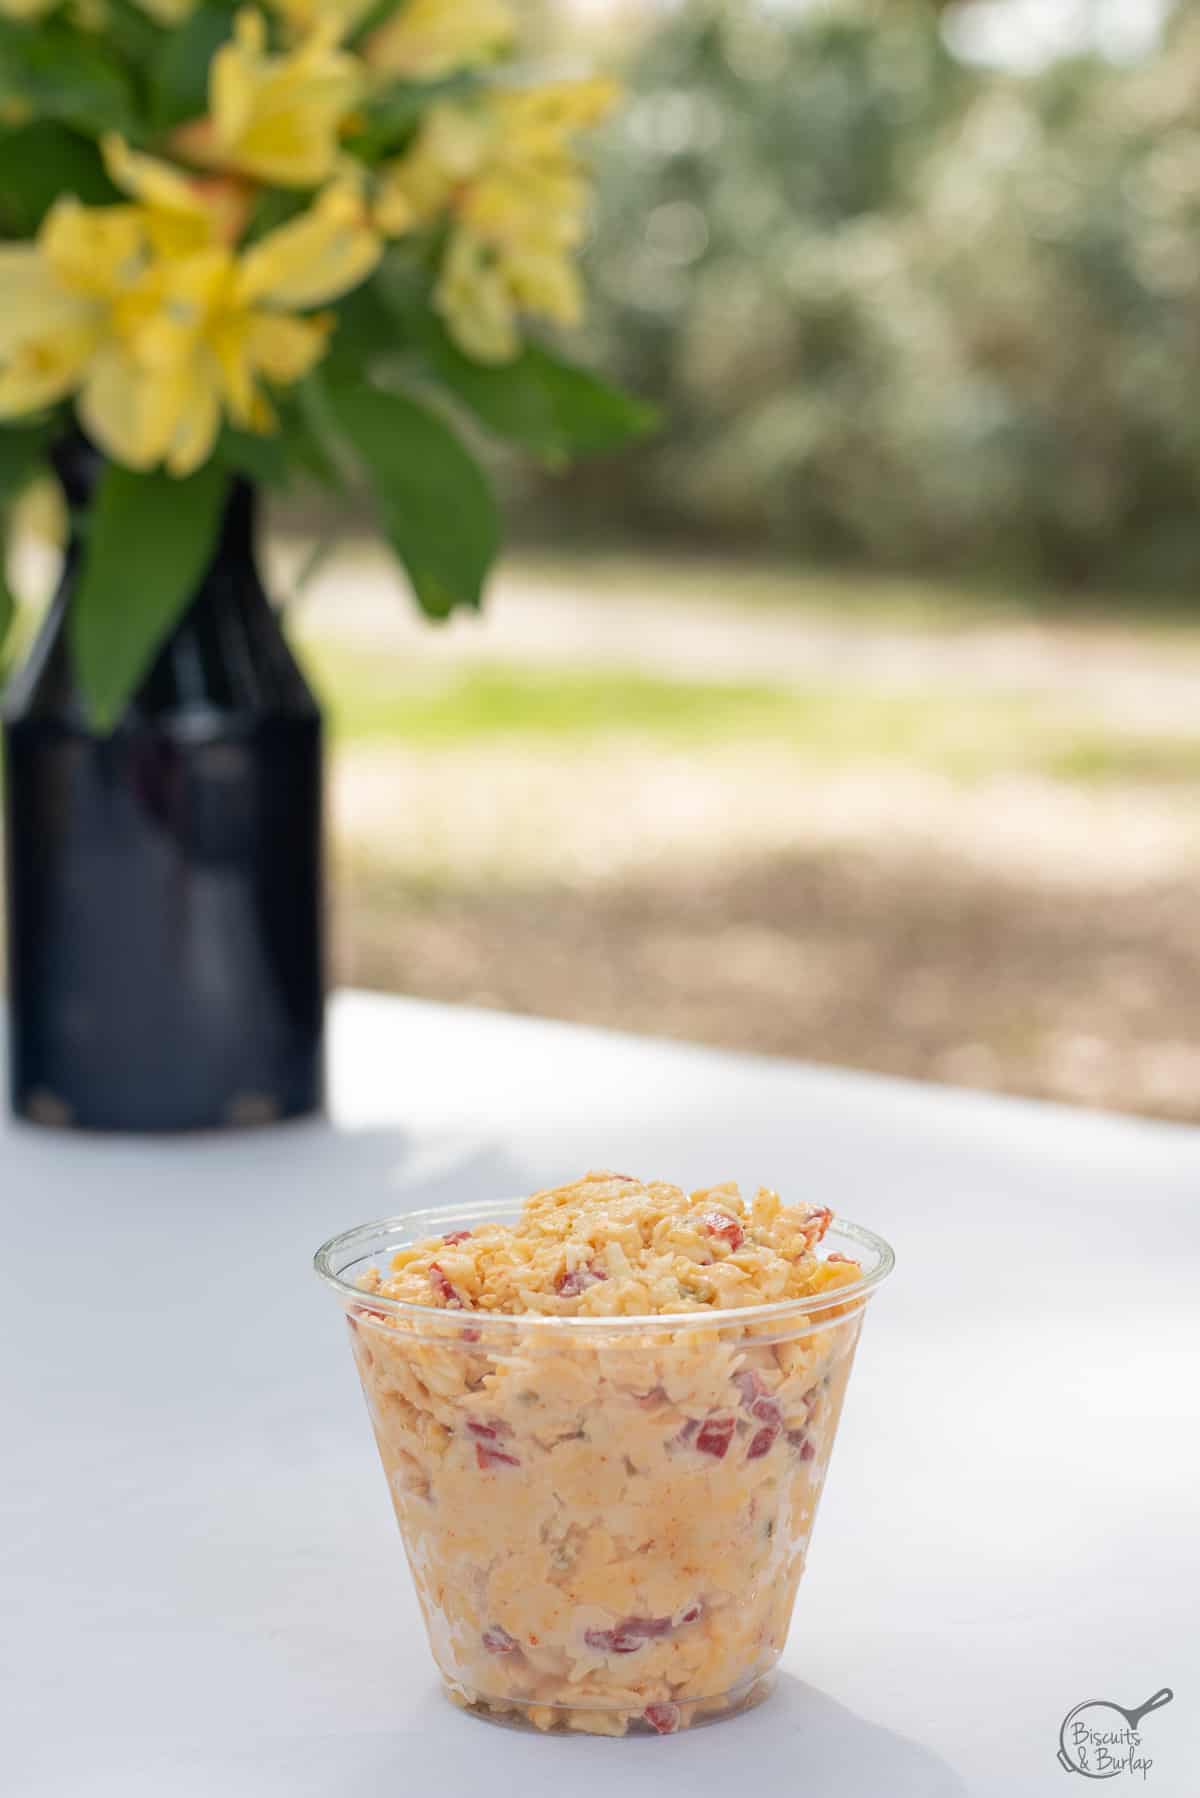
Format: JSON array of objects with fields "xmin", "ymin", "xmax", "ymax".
[
  {"xmin": 287, "ymin": 544, "xmax": 1200, "ymax": 1126},
  {"xmin": 317, "ymin": 652, "xmax": 1200, "ymax": 785}
]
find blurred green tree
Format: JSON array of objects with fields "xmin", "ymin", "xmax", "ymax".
[{"xmin": 568, "ymin": 0, "xmax": 1200, "ymax": 589}]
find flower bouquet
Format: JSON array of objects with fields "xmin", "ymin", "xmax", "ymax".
[
  {"xmin": 0, "ymin": 0, "xmax": 650, "ymax": 1133},
  {"xmin": 0, "ymin": 0, "xmax": 651, "ymax": 724}
]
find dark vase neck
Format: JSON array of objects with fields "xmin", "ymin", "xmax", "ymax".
[{"xmin": 7, "ymin": 441, "xmax": 318, "ymax": 732}]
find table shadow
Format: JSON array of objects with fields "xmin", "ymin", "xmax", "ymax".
[{"xmin": 402, "ymin": 1672, "xmax": 971, "ymax": 1798}]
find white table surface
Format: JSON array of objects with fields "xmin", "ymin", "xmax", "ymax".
[{"xmin": 3, "ymin": 990, "xmax": 1198, "ymax": 1797}]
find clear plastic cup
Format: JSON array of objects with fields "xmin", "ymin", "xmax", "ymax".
[{"xmin": 314, "ymin": 1201, "xmax": 893, "ymax": 1737}]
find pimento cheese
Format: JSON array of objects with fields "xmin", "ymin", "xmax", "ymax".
[{"xmin": 346, "ymin": 1172, "xmax": 867, "ymax": 1736}]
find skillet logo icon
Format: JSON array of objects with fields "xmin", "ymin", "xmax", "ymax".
[{"xmin": 1058, "ymin": 1688, "xmax": 1173, "ymax": 1780}]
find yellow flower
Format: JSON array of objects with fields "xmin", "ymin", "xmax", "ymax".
[
  {"xmin": 0, "ymin": 170, "xmax": 176, "ymax": 419},
  {"xmin": 366, "ymin": 0, "xmax": 515, "ymax": 80},
  {"xmin": 376, "ymin": 77, "xmax": 618, "ymax": 362},
  {"xmin": 175, "ymin": 7, "xmax": 364, "ymax": 189},
  {"xmin": 0, "ymin": 145, "xmax": 379, "ymax": 477},
  {"xmin": 81, "ymin": 178, "xmax": 379, "ymax": 473},
  {"xmin": 79, "ymin": 247, "xmax": 331, "ymax": 473}
]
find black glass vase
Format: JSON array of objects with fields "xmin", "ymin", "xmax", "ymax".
[{"xmin": 3, "ymin": 442, "xmax": 325, "ymax": 1131}]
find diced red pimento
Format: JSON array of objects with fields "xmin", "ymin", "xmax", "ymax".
[
  {"xmin": 442, "ymin": 1230, "xmax": 473, "ymax": 1246},
  {"xmin": 475, "ymin": 1443, "xmax": 521, "ymax": 1470},
  {"xmin": 695, "ymin": 1416, "xmax": 735, "ymax": 1459},
  {"xmin": 555, "ymin": 1263, "xmax": 608, "ymax": 1297},
  {"xmin": 677, "ymin": 1603, "xmax": 702, "ymax": 1625},
  {"xmin": 827, "ymin": 1251, "xmax": 855, "ymax": 1264},
  {"xmin": 747, "ymin": 1422, "xmax": 780, "ymax": 1460},
  {"xmin": 701, "ymin": 1212, "xmax": 745, "ymax": 1251},
  {"xmin": 635, "ymin": 1385, "xmax": 667, "ymax": 1409},
  {"xmin": 482, "ymin": 1625, "xmax": 518, "ymax": 1654},
  {"xmin": 644, "ymin": 1702, "xmax": 681, "ymax": 1735},
  {"xmin": 751, "ymin": 1395, "xmax": 782, "ymax": 1427},
  {"xmin": 466, "ymin": 1417, "xmax": 512, "ymax": 1442},
  {"xmin": 786, "ymin": 1429, "xmax": 816, "ymax": 1461}
]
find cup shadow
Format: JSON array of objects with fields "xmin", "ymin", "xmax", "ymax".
[
  {"xmin": 688, "ymin": 1671, "xmax": 970, "ymax": 1797},
  {"xmin": 30, "ymin": 1674, "xmax": 969, "ymax": 1798}
]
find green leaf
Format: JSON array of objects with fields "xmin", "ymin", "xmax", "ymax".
[
  {"xmin": 100, "ymin": 0, "xmax": 165, "ymax": 68},
  {"xmin": 323, "ymin": 277, "xmax": 407, "ymax": 378},
  {"xmin": 0, "ymin": 122, "xmax": 116, "ymax": 236},
  {"xmin": 344, "ymin": 0, "xmax": 398, "ymax": 47},
  {"xmin": 373, "ymin": 263, "xmax": 659, "ymax": 459},
  {"xmin": 0, "ymin": 22, "xmax": 137, "ymax": 137},
  {"xmin": 216, "ymin": 426, "xmax": 293, "ymax": 489},
  {"xmin": 325, "ymin": 378, "xmax": 500, "ymax": 619},
  {"xmin": 149, "ymin": 0, "xmax": 236, "ymax": 131},
  {"xmin": 71, "ymin": 462, "xmax": 228, "ymax": 732},
  {"xmin": 242, "ymin": 184, "xmax": 309, "ymax": 245},
  {"xmin": 0, "ymin": 421, "xmax": 53, "ymax": 500},
  {"xmin": 0, "ymin": 525, "xmax": 15, "ymax": 665},
  {"xmin": 413, "ymin": 319, "xmax": 660, "ymax": 461}
]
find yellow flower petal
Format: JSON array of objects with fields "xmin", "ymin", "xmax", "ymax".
[
  {"xmin": 208, "ymin": 7, "xmax": 363, "ymax": 188},
  {"xmin": 435, "ymin": 229, "xmax": 519, "ymax": 364},
  {"xmin": 162, "ymin": 360, "xmax": 223, "ymax": 477},
  {"xmin": 502, "ymin": 244, "xmax": 582, "ymax": 326},
  {"xmin": 237, "ymin": 179, "xmax": 380, "ymax": 308},
  {"xmin": 102, "ymin": 136, "xmax": 210, "ymax": 219},
  {"xmin": 102, "ymin": 136, "xmax": 229, "ymax": 259},
  {"xmin": 0, "ymin": 244, "xmax": 103, "ymax": 416},
  {"xmin": 0, "ymin": 321, "xmax": 101, "ymax": 418},
  {"xmin": 244, "ymin": 309, "xmax": 332, "ymax": 382},
  {"xmin": 129, "ymin": 249, "xmax": 235, "ymax": 371},
  {"xmin": 366, "ymin": 0, "xmax": 515, "ymax": 80},
  {"xmin": 78, "ymin": 345, "xmax": 177, "ymax": 470},
  {"xmin": 208, "ymin": 314, "xmax": 260, "ymax": 429},
  {"xmin": 39, "ymin": 198, "xmax": 146, "ymax": 300},
  {"xmin": 0, "ymin": 245, "xmax": 92, "ymax": 351}
]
